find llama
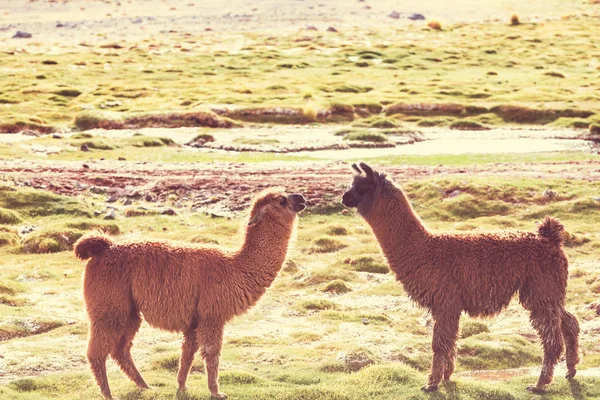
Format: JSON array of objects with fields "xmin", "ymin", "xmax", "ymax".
[
  {"xmin": 74, "ymin": 188, "xmax": 306, "ymax": 399},
  {"xmin": 341, "ymin": 162, "xmax": 579, "ymax": 393}
]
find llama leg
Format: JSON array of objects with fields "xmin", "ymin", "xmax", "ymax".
[
  {"xmin": 110, "ymin": 312, "xmax": 148, "ymax": 389},
  {"xmin": 423, "ymin": 312, "xmax": 460, "ymax": 392},
  {"xmin": 88, "ymin": 325, "xmax": 119, "ymax": 399},
  {"xmin": 560, "ymin": 310, "xmax": 580, "ymax": 379},
  {"xmin": 443, "ymin": 349, "xmax": 456, "ymax": 381},
  {"xmin": 177, "ymin": 328, "xmax": 200, "ymax": 391},
  {"xmin": 198, "ymin": 321, "xmax": 226, "ymax": 399},
  {"xmin": 528, "ymin": 307, "xmax": 564, "ymax": 393}
]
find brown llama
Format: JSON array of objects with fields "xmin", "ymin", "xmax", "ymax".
[
  {"xmin": 341, "ymin": 162, "xmax": 580, "ymax": 393},
  {"xmin": 74, "ymin": 188, "xmax": 306, "ymax": 399}
]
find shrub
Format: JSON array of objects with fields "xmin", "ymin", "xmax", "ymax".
[
  {"xmin": 590, "ymin": 123, "xmax": 600, "ymax": 135},
  {"xmin": 312, "ymin": 236, "xmax": 347, "ymax": 253},
  {"xmin": 510, "ymin": 14, "xmax": 520, "ymax": 25},
  {"xmin": 461, "ymin": 321, "xmax": 491, "ymax": 338},
  {"xmin": 326, "ymin": 225, "xmax": 349, "ymax": 236}
]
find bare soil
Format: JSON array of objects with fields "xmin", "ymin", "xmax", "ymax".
[{"xmin": 2, "ymin": 159, "xmax": 600, "ymax": 212}]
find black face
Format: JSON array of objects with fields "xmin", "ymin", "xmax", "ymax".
[
  {"xmin": 341, "ymin": 162, "xmax": 378, "ymax": 210},
  {"xmin": 286, "ymin": 193, "xmax": 307, "ymax": 212}
]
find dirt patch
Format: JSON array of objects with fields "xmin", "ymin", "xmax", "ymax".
[{"xmin": 2, "ymin": 159, "xmax": 600, "ymax": 213}]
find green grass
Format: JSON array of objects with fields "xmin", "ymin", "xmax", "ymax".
[
  {"xmin": 1, "ymin": 178, "xmax": 600, "ymax": 399},
  {"xmin": 2, "ymin": 14, "xmax": 599, "ymax": 132}
]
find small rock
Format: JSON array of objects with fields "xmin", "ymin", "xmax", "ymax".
[
  {"xmin": 118, "ymin": 157, "xmax": 126, "ymax": 161},
  {"xmin": 52, "ymin": 134, "xmax": 63, "ymax": 139},
  {"xmin": 21, "ymin": 129, "xmax": 40, "ymax": 137},
  {"xmin": 447, "ymin": 189, "xmax": 461, "ymax": 198},
  {"xmin": 94, "ymin": 210, "xmax": 103, "ymax": 217},
  {"xmin": 19, "ymin": 226, "xmax": 36, "ymax": 235},
  {"xmin": 13, "ymin": 31, "xmax": 32, "ymax": 39},
  {"xmin": 106, "ymin": 194, "xmax": 119, "ymax": 203},
  {"xmin": 362, "ymin": 318, "xmax": 370, "ymax": 325},
  {"xmin": 326, "ymin": 26, "xmax": 338, "ymax": 32},
  {"xmin": 145, "ymin": 193, "xmax": 156, "ymax": 202},
  {"xmin": 82, "ymin": 163, "xmax": 89, "ymax": 169},
  {"xmin": 90, "ymin": 186, "xmax": 105, "ymax": 194},
  {"xmin": 160, "ymin": 208, "xmax": 177, "ymax": 216},
  {"xmin": 388, "ymin": 11, "xmax": 400, "ymax": 19},
  {"xmin": 341, "ymin": 209, "xmax": 349, "ymax": 215},
  {"xmin": 542, "ymin": 189, "xmax": 557, "ymax": 199},
  {"xmin": 408, "ymin": 13, "xmax": 426, "ymax": 20},
  {"xmin": 80, "ymin": 144, "xmax": 89, "ymax": 152},
  {"xmin": 123, "ymin": 198, "xmax": 133, "ymax": 206},
  {"xmin": 104, "ymin": 210, "xmax": 116, "ymax": 220},
  {"xmin": 162, "ymin": 227, "xmax": 168, "ymax": 231},
  {"xmin": 343, "ymin": 257, "xmax": 352, "ymax": 264},
  {"xmin": 305, "ymin": 25, "xmax": 318, "ymax": 31}
]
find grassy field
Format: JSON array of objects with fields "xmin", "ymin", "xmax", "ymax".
[
  {"xmin": 1, "ymin": 0, "xmax": 600, "ymax": 399},
  {"xmin": 1, "ymin": 177, "xmax": 600, "ymax": 399},
  {"xmin": 1, "ymin": 13, "xmax": 600, "ymax": 132}
]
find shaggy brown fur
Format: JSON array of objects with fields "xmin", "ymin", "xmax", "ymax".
[
  {"xmin": 74, "ymin": 188, "xmax": 305, "ymax": 399},
  {"xmin": 342, "ymin": 163, "xmax": 580, "ymax": 393}
]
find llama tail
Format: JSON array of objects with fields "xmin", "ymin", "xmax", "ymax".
[
  {"xmin": 537, "ymin": 216, "xmax": 564, "ymax": 244},
  {"xmin": 74, "ymin": 232, "xmax": 113, "ymax": 260}
]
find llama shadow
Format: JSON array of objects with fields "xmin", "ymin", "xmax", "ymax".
[
  {"xmin": 568, "ymin": 379, "xmax": 585, "ymax": 400},
  {"xmin": 425, "ymin": 381, "xmax": 460, "ymax": 400},
  {"xmin": 535, "ymin": 379, "xmax": 584, "ymax": 400}
]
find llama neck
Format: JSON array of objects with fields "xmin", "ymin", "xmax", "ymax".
[
  {"xmin": 362, "ymin": 185, "xmax": 428, "ymax": 276},
  {"xmin": 234, "ymin": 218, "xmax": 294, "ymax": 303}
]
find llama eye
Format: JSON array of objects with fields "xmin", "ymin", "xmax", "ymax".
[{"xmin": 280, "ymin": 196, "xmax": 288, "ymax": 206}]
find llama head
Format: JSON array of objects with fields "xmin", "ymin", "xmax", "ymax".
[
  {"xmin": 341, "ymin": 162, "xmax": 384, "ymax": 213},
  {"xmin": 247, "ymin": 187, "xmax": 306, "ymax": 227}
]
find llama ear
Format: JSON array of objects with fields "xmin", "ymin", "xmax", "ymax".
[
  {"xmin": 247, "ymin": 207, "xmax": 266, "ymax": 227},
  {"xmin": 351, "ymin": 163, "xmax": 361, "ymax": 174},
  {"xmin": 359, "ymin": 162, "xmax": 374, "ymax": 180}
]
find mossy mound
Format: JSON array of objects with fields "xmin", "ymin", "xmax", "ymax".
[
  {"xmin": 297, "ymin": 299, "xmax": 340, "ymax": 311},
  {"xmin": 0, "ymin": 186, "xmax": 92, "ymax": 218},
  {"xmin": 0, "ymin": 208, "xmax": 22, "ymax": 224},
  {"xmin": 348, "ymin": 256, "xmax": 390, "ymax": 274},
  {"xmin": 461, "ymin": 321, "xmax": 491, "ymax": 338},
  {"xmin": 312, "ymin": 236, "xmax": 347, "ymax": 253},
  {"xmin": 22, "ymin": 229, "xmax": 84, "ymax": 253},
  {"xmin": 321, "ymin": 279, "xmax": 352, "ymax": 294}
]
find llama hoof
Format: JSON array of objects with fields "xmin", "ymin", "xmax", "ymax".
[
  {"xmin": 526, "ymin": 385, "xmax": 545, "ymax": 394},
  {"xmin": 210, "ymin": 393, "xmax": 227, "ymax": 399},
  {"xmin": 566, "ymin": 370, "xmax": 577, "ymax": 379},
  {"xmin": 421, "ymin": 385, "xmax": 438, "ymax": 392},
  {"xmin": 177, "ymin": 385, "xmax": 188, "ymax": 392}
]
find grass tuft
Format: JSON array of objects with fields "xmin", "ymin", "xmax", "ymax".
[
  {"xmin": 0, "ymin": 208, "xmax": 23, "ymax": 224},
  {"xmin": 312, "ymin": 236, "xmax": 347, "ymax": 253},
  {"xmin": 461, "ymin": 321, "xmax": 491, "ymax": 338},
  {"xmin": 321, "ymin": 279, "xmax": 352, "ymax": 294}
]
